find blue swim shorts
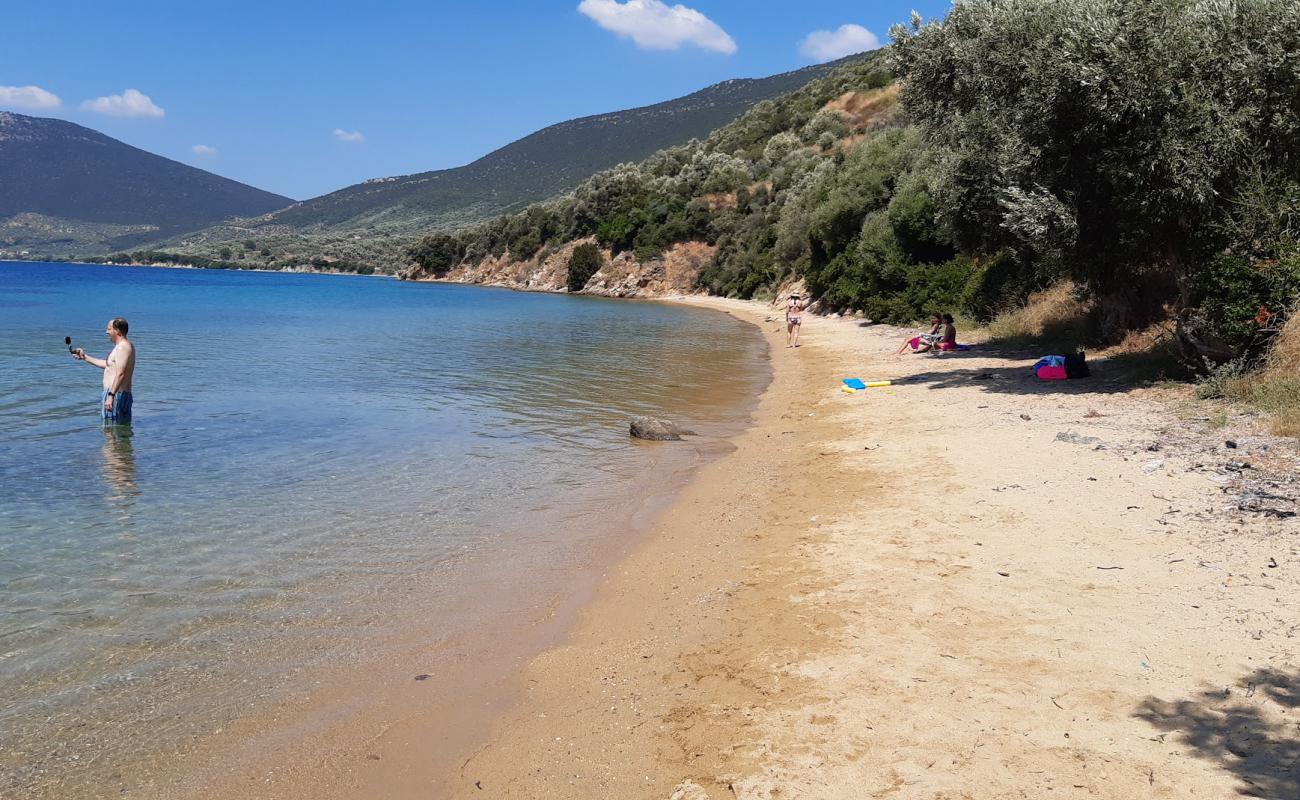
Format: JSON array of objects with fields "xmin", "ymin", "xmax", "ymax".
[{"xmin": 101, "ymin": 390, "xmax": 133, "ymax": 424}]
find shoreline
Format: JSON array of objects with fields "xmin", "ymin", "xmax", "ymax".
[
  {"xmin": 439, "ymin": 297, "xmax": 1300, "ymax": 798},
  {"xmin": 98, "ymin": 297, "xmax": 773, "ymax": 800},
  {"xmin": 0, "ymin": 257, "xmax": 391, "ymax": 278}
]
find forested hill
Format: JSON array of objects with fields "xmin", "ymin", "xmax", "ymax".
[
  {"xmin": 261, "ymin": 56, "xmax": 853, "ymax": 231},
  {"xmin": 410, "ymin": 0, "xmax": 1300, "ymax": 366},
  {"xmin": 0, "ymin": 112, "xmax": 292, "ymax": 254}
]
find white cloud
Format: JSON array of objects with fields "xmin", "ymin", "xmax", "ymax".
[
  {"xmin": 333, "ymin": 128, "xmax": 364, "ymax": 143},
  {"xmin": 80, "ymin": 88, "xmax": 165, "ymax": 118},
  {"xmin": 192, "ymin": 144, "xmax": 217, "ymax": 157},
  {"xmin": 0, "ymin": 85, "xmax": 62, "ymax": 111},
  {"xmin": 578, "ymin": 0, "xmax": 737, "ymax": 54},
  {"xmin": 799, "ymin": 23, "xmax": 881, "ymax": 63}
]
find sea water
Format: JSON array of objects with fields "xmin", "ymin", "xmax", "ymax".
[{"xmin": 0, "ymin": 261, "xmax": 767, "ymax": 796}]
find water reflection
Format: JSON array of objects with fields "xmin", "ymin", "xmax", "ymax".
[{"xmin": 100, "ymin": 424, "xmax": 138, "ymax": 525}]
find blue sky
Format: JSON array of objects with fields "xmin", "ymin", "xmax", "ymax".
[{"xmin": 1, "ymin": 1, "xmax": 950, "ymax": 200}]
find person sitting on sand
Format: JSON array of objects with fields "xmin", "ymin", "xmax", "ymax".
[
  {"xmin": 935, "ymin": 313, "xmax": 959, "ymax": 352},
  {"xmin": 897, "ymin": 313, "xmax": 943, "ymax": 354},
  {"xmin": 786, "ymin": 293, "xmax": 805, "ymax": 348}
]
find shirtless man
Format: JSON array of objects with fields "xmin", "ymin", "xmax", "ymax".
[
  {"xmin": 786, "ymin": 293, "xmax": 805, "ymax": 348},
  {"xmin": 73, "ymin": 317, "xmax": 136, "ymax": 424}
]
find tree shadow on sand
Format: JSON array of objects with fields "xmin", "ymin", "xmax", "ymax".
[
  {"xmin": 884, "ymin": 337, "xmax": 1191, "ymax": 398},
  {"xmin": 1135, "ymin": 668, "xmax": 1300, "ymax": 797}
]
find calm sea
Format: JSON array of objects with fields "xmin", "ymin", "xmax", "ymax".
[{"xmin": 0, "ymin": 261, "xmax": 767, "ymax": 797}]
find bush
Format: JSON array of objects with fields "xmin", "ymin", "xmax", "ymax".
[
  {"xmin": 407, "ymin": 233, "xmax": 464, "ymax": 276},
  {"xmin": 959, "ymin": 251, "xmax": 1045, "ymax": 323},
  {"xmin": 1188, "ymin": 249, "xmax": 1300, "ymax": 359},
  {"xmin": 891, "ymin": 0, "xmax": 1300, "ymax": 341},
  {"xmin": 567, "ymin": 243, "xmax": 602, "ymax": 292}
]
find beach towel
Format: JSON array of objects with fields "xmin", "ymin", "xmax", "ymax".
[{"xmin": 1033, "ymin": 355, "xmax": 1068, "ymax": 381}]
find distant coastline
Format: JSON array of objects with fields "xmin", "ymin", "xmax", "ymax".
[{"xmin": 0, "ymin": 255, "xmax": 391, "ymax": 278}]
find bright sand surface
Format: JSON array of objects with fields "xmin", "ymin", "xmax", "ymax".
[
  {"xmin": 168, "ymin": 296, "xmax": 1298, "ymax": 798},
  {"xmin": 439, "ymin": 297, "xmax": 1299, "ymax": 799}
]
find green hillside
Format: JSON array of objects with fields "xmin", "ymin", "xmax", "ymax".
[
  {"xmin": 411, "ymin": 0, "xmax": 1300, "ymax": 365},
  {"xmin": 155, "ymin": 57, "xmax": 856, "ymax": 269},
  {"xmin": 0, "ymin": 112, "xmax": 292, "ymax": 256}
]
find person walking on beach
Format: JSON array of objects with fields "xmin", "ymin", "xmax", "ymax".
[
  {"xmin": 72, "ymin": 317, "xmax": 136, "ymax": 424},
  {"xmin": 786, "ymin": 293, "xmax": 805, "ymax": 348}
]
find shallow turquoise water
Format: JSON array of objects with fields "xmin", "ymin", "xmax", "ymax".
[{"xmin": 0, "ymin": 261, "xmax": 767, "ymax": 795}]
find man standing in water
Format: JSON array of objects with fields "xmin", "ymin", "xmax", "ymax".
[{"xmin": 73, "ymin": 317, "xmax": 135, "ymax": 424}]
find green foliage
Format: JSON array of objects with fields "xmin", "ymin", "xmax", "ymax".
[
  {"xmin": 596, "ymin": 214, "xmax": 639, "ymax": 254},
  {"xmin": 798, "ymin": 129, "xmax": 962, "ymax": 321},
  {"xmin": 1188, "ymin": 249, "xmax": 1300, "ymax": 359},
  {"xmin": 567, "ymin": 243, "xmax": 603, "ymax": 292},
  {"xmin": 406, "ymin": 233, "xmax": 464, "ymax": 276},
  {"xmin": 959, "ymin": 251, "xmax": 1045, "ymax": 323},
  {"xmin": 890, "ymin": 0, "xmax": 1300, "ymax": 345}
]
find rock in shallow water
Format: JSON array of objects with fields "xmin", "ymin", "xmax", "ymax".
[{"xmin": 630, "ymin": 416, "xmax": 696, "ymax": 441}]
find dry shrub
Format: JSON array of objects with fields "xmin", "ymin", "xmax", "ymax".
[
  {"xmin": 822, "ymin": 84, "xmax": 902, "ymax": 129},
  {"xmin": 987, "ymin": 281, "xmax": 1095, "ymax": 344},
  {"xmin": 1266, "ymin": 309, "xmax": 1300, "ymax": 371},
  {"xmin": 1225, "ymin": 307, "xmax": 1300, "ymax": 437}
]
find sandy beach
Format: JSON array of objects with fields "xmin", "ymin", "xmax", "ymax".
[
  {"xmin": 444, "ymin": 297, "xmax": 1300, "ymax": 799},
  {"xmin": 130, "ymin": 294, "xmax": 1300, "ymax": 799}
]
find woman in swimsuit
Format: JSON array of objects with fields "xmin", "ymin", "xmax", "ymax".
[
  {"xmin": 935, "ymin": 313, "xmax": 959, "ymax": 352},
  {"xmin": 786, "ymin": 293, "xmax": 804, "ymax": 348},
  {"xmin": 897, "ymin": 313, "xmax": 943, "ymax": 355}
]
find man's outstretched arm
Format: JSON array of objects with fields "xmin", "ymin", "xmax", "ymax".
[{"xmin": 72, "ymin": 349, "xmax": 107, "ymax": 369}]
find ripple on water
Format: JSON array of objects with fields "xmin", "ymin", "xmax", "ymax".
[{"xmin": 0, "ymin": 262, "xmax": 768, "ymax": 797}]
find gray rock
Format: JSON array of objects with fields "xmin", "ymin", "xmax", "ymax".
[
  {"xmin": 669, "ymin": 781, "xmax": 711, "ymax": 800},
  {"xmin": 630, "ymin": 416, "xmax": 696, "ymax": 441},
  {"xmin": 1055, "ymin": 431, "xmax": 1102, "ymax": 446}
]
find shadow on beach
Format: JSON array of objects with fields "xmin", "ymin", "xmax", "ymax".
[
  {"xmin": 889, "ymin": 340, "xmax": 1187, "ymax": 398},
  {"xmin": 1135, "ymin": 668, "xmax": 1300, "ymax": 797}
]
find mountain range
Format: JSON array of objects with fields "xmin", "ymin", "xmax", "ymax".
[
  {"xmin": 1, "ymin": 56, "xmax": 856, "ymax": 263},
  {"xmin": 0, "ymin": 112, "xmax": 291, "ymax": 255}
]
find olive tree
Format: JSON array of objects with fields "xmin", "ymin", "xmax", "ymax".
[{"xmin": 890, "ymin": 0, "xmax": 1300, "ymax": 341}]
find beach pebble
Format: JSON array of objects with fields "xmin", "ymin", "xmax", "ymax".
[
  {"xmin": 669, "ymin": 781, "xmax": 711, "ymax": 800},
  {"xmin": 1142, "ymin": 460, "xmax": 1166, "ymax": 474},
  {"xmin": 630, "ymin": 416, "xmax": 696, "ymax": 441}
]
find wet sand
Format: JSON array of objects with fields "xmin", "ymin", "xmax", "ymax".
[{"xmin": 446, "ymin": 297, "xmax": 1300, "ymax": 799}]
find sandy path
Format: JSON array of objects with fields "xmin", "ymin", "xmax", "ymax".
[{"xmin": 450, "ymin": 299, "xmax": 1299, "ymax": 799}]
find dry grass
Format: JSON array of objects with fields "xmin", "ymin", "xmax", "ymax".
[
  {"xmin": 1224, "ymin": 310, "xmax": 1300, "ymax": 437},
  {"xmin": 822, "ymin": 84, "xmax": 902, "ymax": 127},
  {"xmin": 987, "ymin": 282, "xmax": 1096, "ymax": 345},
  {"xmin": 986, "ymin": 281, "xmax": 1189, "ymax": 383}
]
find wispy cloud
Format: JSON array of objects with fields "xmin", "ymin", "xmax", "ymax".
[
  {"xmin": 192, "ymin": 144, "xmax": 217, "ymax": 157},
  {"xmin": 333, "ymin": 128, "xmax": 364, "ymax": 143},
  {"xmin": 0, "ymin": 85, "xmax": 62, "ymax": 111},
  {"xmin": 578, "ymin": 0, "xmax": 737, "ymax": 54},
  {"xmin": 799, "ymin": 23, "xmax": 881, "ymax": 63},
  {"xmin": 81, "ymin": 88, "xmax": 165, "ymax": 118}
]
